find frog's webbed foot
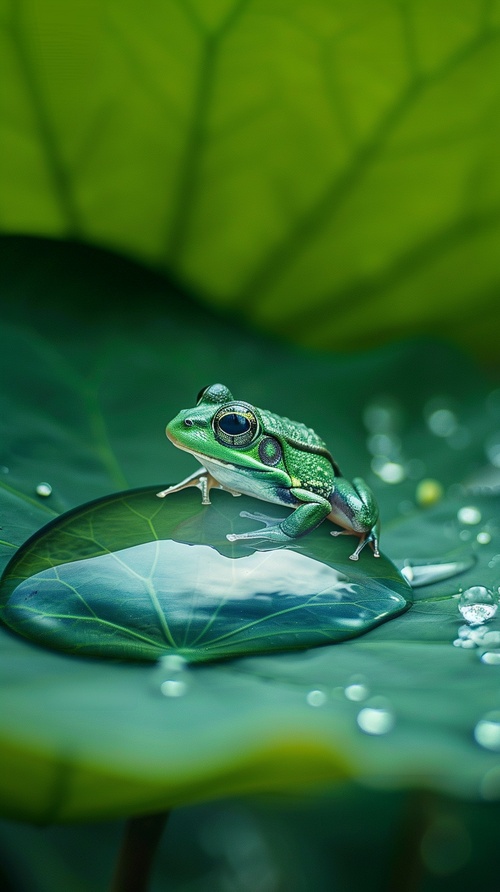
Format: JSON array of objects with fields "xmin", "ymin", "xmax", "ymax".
[
  {"xmin": 330, "ymin": 529, "xmax": 380, "ymax": 561},
  {"xmin": 226, "ymin": 510, "xmax": 291, "ymax": 543},
  {"xmin": 227, "ymin": 495, "xmax": 332, "ymax": 544},
  {"xmin": 157, "ymin": 469, "xmax": 241, "ymax": 506}
]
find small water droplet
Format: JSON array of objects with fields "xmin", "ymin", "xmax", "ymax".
[
  {"xmin": 474, "ymin": 711, "xmax": 500, "ymax": 750},
  {"xmin": 480, "ymin": 650, "xmax": 500, "ymax": 665},
  {"xmin": 306, "ymin": 689, "xmax": 327, "ymax": 707},
  {"xmin": 488, "ymin": 554, "xmax": 500, "ymax": 569},
  {"xmin": 1, "ymin": 466, "xmax": 9, "ymax": 474},
  {"xmin": 477, "ymin": 531, "xmax": 492, "ymax": 545},
  {"xmin": 35, "ymin": 482, "xmax": 52, "ymax": 497},
  {"xmin": 426, "ymin": 407, "xmax": 458, "ymax": 438},
  {"xmin": 415, "ymin": 479, "xmax": 444, "ymax": 507},
  {"xmin": 371, "ymin": 458, "xmax": 405, "ymax": 484},
  {"xmin": 459, "ymin": 586, "xmax": 497, "ymax": 624},
  {"xmin": 356, "ymin": 699, "xmax": 394, "ymax": 735},
  {"xmin": 160, "ymin": 679, "xmax": 187, "ymax": 698},
  {"xmin": 345, "ymin": 682, "xmax": 369, "ymax": 702},
  {"xmin": 457, "ymin": 506, "xmax": 481, "ymax": 525}
]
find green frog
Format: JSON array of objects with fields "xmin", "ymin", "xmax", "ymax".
[{"xmin": 157, "ymin": 384, "xmax": 380, "ymax": 560}]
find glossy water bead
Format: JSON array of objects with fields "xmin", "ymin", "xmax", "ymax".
[{"xmin": 459, "ymin": 586, "xmax": 498, "ymax": 625}]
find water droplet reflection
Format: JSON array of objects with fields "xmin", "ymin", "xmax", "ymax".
[
  {"xmin": 474, "ymin": 712, "xmax": 500, "ymax": 751},
  {"xmin": 459, "ymin": 586, "xmax": 497, "ymax": 624}
]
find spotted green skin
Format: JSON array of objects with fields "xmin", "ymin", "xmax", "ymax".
[{"xmin": 157, "ymin": 384, "xmax": 380, "ymax": 560}]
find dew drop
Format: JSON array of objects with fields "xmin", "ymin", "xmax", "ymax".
[
  {"xmin": 1, "ymin": 466, "xmax": 9, "ymax": 474},
  {"xmin": 371, "ymin": 458, "xmax": 405, "ymax": 484},
  {"xmin": 306, "ymin": 689, "xmax": 327, "ymax": 707},
  {"xmin": 457, "ymin": 506, "xmax": 481, "ymax": 525},
  {"xmin": 426, "ymin": 407, "xmax": 458, "ymax": 438},
  {"xmin": 458, "ymin": 586, "xmax": 497, "ymax": 624},
  {"xmin": 477, "ymin": 531, "xmax": 492, "ymax": 545},
  {"xmin": 160, "ymin": 679, "xmax": 187, "ymax": 698},
  {"xmin": 356, "ymin": 699, "xmax": 394, "ymax": 735},
  {"xmin": 474, "ymin": 711, "xmax": 500, "ymax": 751},
  {"xmin": 35, "ymin": 482, "xmax": 52, "ymax": 497},
  {"xmin": 415, "ymin": 478, "xmax": 444, "ymax": 507},
  {"xmin": 344, "ymin": 682, "xmax": 369, "ymax": 702}
]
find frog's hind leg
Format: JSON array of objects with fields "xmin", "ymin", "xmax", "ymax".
[
  {"xmin": 329, "ymin": 476, "xmax": 380, "ymax": 560},
  {"xmin": 157, "ymin": 469, "xmax": 241, "ymax": 505}
]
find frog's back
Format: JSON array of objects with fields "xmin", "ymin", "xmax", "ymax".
[{"xmin": 259, "ymin": 408, "xmax": 340, "ymax": 488}]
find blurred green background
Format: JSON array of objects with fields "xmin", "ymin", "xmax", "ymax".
[
  {"xmin": 2, "ymin": 0, "xmax": 500, "ymax": 360},
  {"xmin": 2, "ymin": 1, "xmax": 500, "ymax": 890}
]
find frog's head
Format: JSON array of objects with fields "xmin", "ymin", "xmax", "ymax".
[{"xmin": 166, "ymin": 384, "xmax": 263, "ymax": 464}]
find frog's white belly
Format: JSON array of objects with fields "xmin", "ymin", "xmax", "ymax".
[{"xmin": 199, "ymin": 456, "xmax": 293, "ymax": 507}]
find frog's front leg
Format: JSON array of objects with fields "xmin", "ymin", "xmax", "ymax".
[
  {"xmin": 157, "ymin": 469, "xmax": 241, "ymax": 506},
  {"xmin": 329, "ymin": 476, "xmax": 380, "ymax": 560},
  {"xmin": 227, "ymin": 489, "xmax": 332, "ymax": 543}
]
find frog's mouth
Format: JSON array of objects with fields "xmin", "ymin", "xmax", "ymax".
[{"xmin": 167, "ymin": 430, "xmax": 237, "ymax": 470}]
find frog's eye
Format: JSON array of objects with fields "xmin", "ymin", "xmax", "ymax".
[{"xmin": 213, "ymin": 404, "xmax": 259, "ymax": 447}]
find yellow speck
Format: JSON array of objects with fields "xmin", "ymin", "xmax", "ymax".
[{"xmin": 416, "ymin": 478, "xmax": 444, "ymax": 507}]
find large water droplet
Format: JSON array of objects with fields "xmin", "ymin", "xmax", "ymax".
[
  {"xmin": 0, "ymin": 487, "xmax": 411, "ymax": 663},
  {"xmin": 458, "ymin": 586, "xmax": 497, "ymax": 625}
]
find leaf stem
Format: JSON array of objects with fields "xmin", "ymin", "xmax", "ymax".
[{"xmin": 110, "ymin": 811, "xmax": 169, "ymax": 892}]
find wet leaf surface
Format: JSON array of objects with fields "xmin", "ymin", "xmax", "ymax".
[{"xmin": 1, "ymin": 239, "xmax": 500, "ymax": 821}]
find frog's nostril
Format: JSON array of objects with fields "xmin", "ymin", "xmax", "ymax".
[{"xmin": 184, "ymin": 419, "xmax": 194, "ymax": 427}]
